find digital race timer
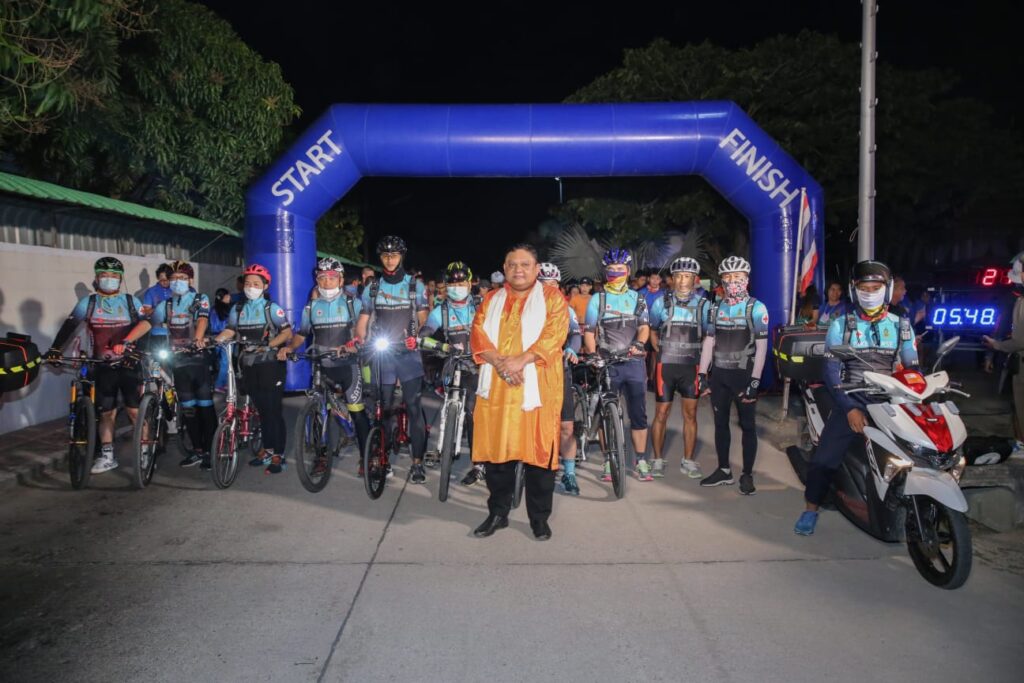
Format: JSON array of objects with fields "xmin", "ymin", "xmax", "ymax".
[
  {"xmin": 974, "ymin": 267, "xmax": 1013, "ymax": 287},
  {"xmin": 929, "ymin": 306, "xmax": 997, "ymax": 329}
]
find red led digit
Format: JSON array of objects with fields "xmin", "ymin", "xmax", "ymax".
[{"xmin": 981, "ymin": 268, "xmax": 997, "ymax": 286}]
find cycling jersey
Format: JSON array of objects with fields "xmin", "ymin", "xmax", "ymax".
[
  {"xmin": 227, "ymin": 299, "xmax": 290, "ymax": 345},
  {"xmin": 707, "ymin": 297, "xmax": 769, "ymax": 371},
  {"xmin": 65, "ymin": 293, "xmax": 145, "ymax": 359},
  {"xmin": 420, "ymin": 300, "xmax": 476, "ymax": 348},
  {"xmin": 584, "ymin": 289, "xmax": 649, "ymax": 354},
  {"xmin": 649, "ymin": 291, "xmax": 711, "ymax": 366},
  {"xmin": 298, "ymin": 295, "xmax": 362, "ymax": 365},
  {"xmin": 565, "ymin": 307, "xmax": 582, "ymax": 354},
  {"xmin": 361, "ymin": 274, "xmax": 428, "ymax": 345},
  {"xmin": 150, "ymin": 291, "xmax": 210, "ymax": 349}
]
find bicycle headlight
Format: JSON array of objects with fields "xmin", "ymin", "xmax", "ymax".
[
  {"xmin": 373, "ymin": 338, "xmax": 390, "ymax": 352},
  {"xmin": 157, "ymin": 349, "xmax": 170, "ymax": 360}
]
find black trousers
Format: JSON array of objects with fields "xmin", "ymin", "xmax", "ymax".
[
  {"xmin": 805, "ymin": 409, "xmax": 861, "ymax": 506},
  {"xmin": 485, "ymin": 461, "xmax": 555, "ymax": 523},
  {"xmin": 710, "ymin": 367, "xmax": 758, "ymax": 474}
]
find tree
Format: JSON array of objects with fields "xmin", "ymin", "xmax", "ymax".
[
  {"xmin": 564, "ymin": 33, "xmax": 1024, "ymax": 270},
  {"xmin": 317, "ymin": 204, "xmax": 365, "ymax": 263},
  {"xmin": 8, "ymin": 0, "xmax": 299, "ymax": 226}
]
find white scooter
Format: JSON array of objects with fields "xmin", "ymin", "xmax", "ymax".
[{"xmin": 787, "ymin": 337, "xmax": 973, "ymax": 589}]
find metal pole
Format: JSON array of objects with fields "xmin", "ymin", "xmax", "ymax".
[{"xmin": 857, "ymin": 0, "xmax": 878, "ymax": 261}]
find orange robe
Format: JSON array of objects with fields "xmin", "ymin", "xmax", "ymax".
[{"xmin": 470, "ymin": 284, "xmax": 568, "ymax": 469}]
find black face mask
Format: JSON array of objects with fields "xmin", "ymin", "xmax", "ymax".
[
  {"xmin": 383, "ymin": 266, "xmax": 406, "ymax": 285},
  {"xmin": 214, "ymin": 298, "xmax": 232, "ymax": 317}
]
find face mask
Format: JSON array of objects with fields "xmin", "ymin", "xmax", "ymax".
[
  {"xmin": 605, "ymin": 270, "xmax": 629, "ymax": 294},
  {"xmin": 98, "ymin": 277, "xmax": 121, "ymax": 293},
  {"xmin": 244, "ymin": 287, "xmax": 264, "ymax": 301},
  {"xmin": 170, "ymin": 280, "xmax": 189, "ymax": 296},
  {"xmin": 857, "ymin": 288, "xmax": 887, "ymax": 313},
  {"xmin": 344, "ymin": 285, "xmax": 359, "ymax": 296},
  {"xmin": 447, "ymin": 285, "xmax": 470, "ymax": 302},
  {"xmin": 724, "ymin": 276, "xmax": 749, "ymax": 301},
  {"xmin": 318, "ymin": 286, "xmax": 340, "ymax": 300}
]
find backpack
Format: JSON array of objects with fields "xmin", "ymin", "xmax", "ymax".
[
  {"xmin": 369, "ymin": 275, "xmax": 419, "ymax": 340},
  {"xmin": 302, "ymin": 295, "xmax": 356, "ymax": 343},
  {"xmin": 164, "ymin": 295, "xmax": 202, "ymax": 335},
  {"xmin": 232, "ymin": 299, "xmax": 275, "ymax": 340},
  {"xmin": 660, "ymin": 291, "xmax": 708, "ymax": 342},
  {"xmin": 85, "ymin": 293, "xmax": 139, "ymax": 326},
  {"xmin": 595, "ymin": 291, "xmax": 648, "ymax": 350}
]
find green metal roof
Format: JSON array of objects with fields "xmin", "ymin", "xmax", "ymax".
[{"xmin": 0, "ymin": 171, "xmax": 240, "ymax": 237}]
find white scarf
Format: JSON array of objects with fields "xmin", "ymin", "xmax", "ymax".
[{"xmin": 477, "ymin": 281, "xmax": 547, "ymax": 410}]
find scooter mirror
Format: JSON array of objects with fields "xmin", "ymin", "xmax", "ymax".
[{"xmin": 931, "ymin": 336, "xmax": 960, "ymax": 373}]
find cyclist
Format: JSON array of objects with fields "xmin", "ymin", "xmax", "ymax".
[
  {"xmin": 795, "ymin": 260, "xmax": 920, "ymax": 535},
  {"xmin": 46, "ymin": 257, "xmax": 146, "ymax": 474},
  {"xmin": 355, "ymin": 235, "xmax": 430, "ymax": 484},
  {"xmin": 279, "ymin": 257, "xmax": 370, "ymax": 467},
  {"xmin": 119, "ymin": 260, "xmax": 215, "ymax": 468},
  {"xmin": 697, "ymin": 255, "xmax": 769, "ymax": 495},
  {"xmin": 212, "ymin": 264, "xmax": 292, "ymax": 474},
  {"xmin": 418, "ymin": 261, "xmax": 483, "ymax": 485},
  {"xmin": 649, "ymin": 257, "xmax": 711, "ymax": 479},
  {"xmin": 584, "ymin": 248, "xmax": 652, "ymax": 481},
  {"xmin": 539, "ymin": 262, "xmax": 583, "ymax": 496}
]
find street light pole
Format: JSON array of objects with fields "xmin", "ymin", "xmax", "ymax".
[{"xmin": 857, "ymin": 0, "xmax": 878, "ymax": 261}]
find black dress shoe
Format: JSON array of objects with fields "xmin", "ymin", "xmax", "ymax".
[
  {"xmin": 473, "ymin": 514, "xmax": 509, "ymax": 537},
  {"xmin": 531, "ymin": 520, "xmax": 552, "ymax": 541}
]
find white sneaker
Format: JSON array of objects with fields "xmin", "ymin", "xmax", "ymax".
[
  {"xmin": 681, "ymin": 458, "xmax": 702, "ymax": 479},
  {"xmin": 91, "ymin": 454, "xmax": 119, "ymax": 474},
  {"xmin": 651, "ymin": 458, "xmax": 666, "ymax": 478}
]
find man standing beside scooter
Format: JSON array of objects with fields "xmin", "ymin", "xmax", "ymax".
[{"xmin": 794, "ymin": 260, "xmax": 919, "ymax": 536}]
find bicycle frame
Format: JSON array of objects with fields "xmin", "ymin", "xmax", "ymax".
[
  {"xmin": 433, "ymin": 353, "xmax": 474, "ymax": 462},
  {"xmin": 219, "ymin": 342, "xmax": 258, "ymax": 443}
]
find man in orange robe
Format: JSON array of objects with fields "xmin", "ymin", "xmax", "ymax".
[{"xmin": 470, "ymin": 243, "xmax": 569, "ymax": 540}]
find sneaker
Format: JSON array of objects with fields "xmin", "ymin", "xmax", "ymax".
[
  {"xmin": 636, "ymin": 459, "xmax": 653, "ymax": 481},
  {"xmin": 357, "ymin": 461, "xmax": 365, "ymax": 477},
  {"xmin": 91, "ymin": 453, "xmax": 118, "ymax": 474},
  {"xmin": 423, "ymin": 451, "xmax": 440, "ymax": 468},
  {"xmin": 651, "ymin": 458, "xmax": 666, "ymax": 478},
  {"xmin": 461, "ymin": 464, "xmax": 484, "ymax": 486},
  {"xmin": 559, "ymin": 472, "xmax": 580, "ymax": 496},
  {"xmin": 386, "ymin": 463, "xmax": 394, "ymax": 479},
  {"xmin": 739, "ymin": 473, "xmax": 756, "ymax": 496},
  {"xmin": 601, "ymin": 460, "xmax": 612, "ymax": 482},
  {"xmin": 249, "ymin": 449, "xmax": 271, "ymax": 467},
  {"xmin": 199, "ymin": 453, "xmax": 211, "ymax": 471},
  {"xmin": 312, "ymin": 455, "xmax": 329, "ymax": 477},
  {"xmin": 264, "ymin": 454, "xmax": 286, "ymax": 475},
  {"xmin": 179, "ymin": 453, "xmax": 202, "ymax": 468},
  {"xmin": 700, "ymin": 468, "xmax": 735, "ymax": 487},
  {"xmin": 411, "ymin": 462, "xmax": 426, "ymax": 484},
  {"xmin": 681, "ymin": 459, "xmax": 702, "ymax": 479},
  {"xmin": 794, "ymin": 510, "xmax": 819, "ymax": 536}
]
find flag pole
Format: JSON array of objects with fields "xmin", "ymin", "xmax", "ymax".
[{"xmin": 781, "ymin": 187, "xmax": 809, "ymax": 420}]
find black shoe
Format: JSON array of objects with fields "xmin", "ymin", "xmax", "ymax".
[
  {"xmin": 461, "ymin": 465, "xmax": 484, "ymax": 486},
  {"xmin": 473, "ymin": 514, "xmax": 509, "ymax": 537},
  {"xmin": 700, "ymin": 468, "xmax": 735, "ymax": 487},
  {"xmin": 531, "ymin": 520, "xmax": 552, "ymax": 541},
  {"xmin": 410, "ymin": 462, "xmax": 427, "ymax": 484},
  {"xmin": 179, "ymin": 453, "xmax": 202, "ymax": 468},
  {"xmin": 739, "ymin": 473, "xmax": 756, "ymax": 495},
  {"xmin": 199, "ymin": 454, "xmax": 211, "ymax": 471}
]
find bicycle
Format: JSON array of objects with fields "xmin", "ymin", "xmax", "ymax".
[
  {"xmin": 581, "ymin": 352, "xmax": 633, "ymax": 499},
  {"xmin": 46, "ymin": 354, "xmax": 123, "ymax": 490},
  {"xmin": 570, "ymin": 361, "xmax": 601, "ymax": 463},
  {"xmin": 209, "ymin": 341, "xmax": 263, "ymax": 489},
  {"xmin": 290, "ymin": 348, "xmax": 357, "ymax": 493},
  {"xmin": 422, "ymin": 340, "xmax": 474, "ymax": 503}
]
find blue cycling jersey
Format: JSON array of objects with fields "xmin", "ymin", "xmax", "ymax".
[
  {"xmin": 649, "ymin": 292, "xmax": 711, "ymax": 366},
  {"xmin": 584, "ymin": 288, "xmax": 649, "ymax": 353},
  {"xmin": 707, "ymin": 297, "xmax": 769, "ymax": 371},
  {"xmin": 150, "ymin": 291, "xmax": 210, "ymax": 349},
  {"xmin": 298, "ymin": 294, "xmax": 362, "ymax": 346},
  {"xmin": 421, "ymin": 300, "xmax": 476, "ymax": 347},
  {"xmin": 226, "ymin": 298, "xmax": 290, "ymax": 344},
  {"xmin": 68, "ymin": 292, "xmax": 145, "ymax": 359},
  {"xmin": 361, "ymin": 275, "xmax": 428, "ymax": 344}
]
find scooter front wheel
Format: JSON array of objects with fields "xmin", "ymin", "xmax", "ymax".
[{"xmin": 906, "ymin": 496, "xmax": 972, "ymax": 590}]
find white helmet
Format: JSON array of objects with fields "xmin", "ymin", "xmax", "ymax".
[
  {"xmin": 718, "ymin": 255, "xmax": 751, "ymax": 275},
  {"xmin": 670, "ymin": 257, "xmax": 700, "ymax": 275},
  {"xmin": 490, "ymin": 270, "xmax": 505, "ymax": 285},
  {"xmin": 538, "ymin": 262, "xmax": 562, "ymax": 282}
]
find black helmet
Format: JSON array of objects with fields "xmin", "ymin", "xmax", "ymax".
[
  {"xmin": 376, "ymin": 235, "xmax": 407, "ymax": 255},
  {"xmin": 848, "ymin": 260, "xmax": 893, "ymax": 309},
  {"xmin": 445, "ymin": 261, "xmax": 473, "ymax": 284},
  {"xmin": 94, "ymin": 256, "xmax": 124, "ymax": 274}
]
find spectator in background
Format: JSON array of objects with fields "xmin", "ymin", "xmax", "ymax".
[
  {"xmin": 889, "ymin": 275, "xmax": 908, "ymax": 317},
  {"xmin": 817, "ymin": 280, "xmax": 847, "ymax": 329},
  {"xmin": 567, "ymin": 283, "xmax": 580, "ymax": 298},
  {"xmin": 638, "ymin": 268, "xmax": 664, "ymax": 311},
  {"xmin": 632, "ymin": 269, "xmax": 648, "ymax": 291},
  {"xmin": 230, "ymin": 275, "xmax": 245, "ymax": 304},
  {"xmin": 490, "ymin": 270, "xmax": 505, "ymax": 289},
  {"xmin": 141, "ymin": 263, "xmax": 174, "ymax": 350},
  {"xmin": 345, "ymin": 275, "xmax": 361, "ymax": 298},
  {"xmin": 425, "ymin": 278, "xmax": 437, "ymax": 306},
  {"xmin": 795, "ymin": 284, "xmax": 820, "ymax": 327},
  {"xmin": 208, "ymin": 287, "xmax": 232, "ymax": 392},
  {"xmin": 478, "ymin": 279, "xmax": 491, "ymax": 295},
  {"xmin": 569, "ymin": 277, "xmax": 593, "ymax": 325}
]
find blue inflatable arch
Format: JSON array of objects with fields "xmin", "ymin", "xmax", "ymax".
[{"xmin": 246, "ymin": 102, "xmax": 824, "ymax": 389}]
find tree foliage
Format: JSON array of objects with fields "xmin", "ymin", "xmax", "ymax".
[
  {"xmin": 564, "ymin": 33, "xmax": 1024, "ymax": 268},
  {"xmin": 317, "ymin": 204, "xmax": 365, "ymax": 263},
  {"xmin": 6, "ymin": 0, "xmax": 300, "ymax": 226}
]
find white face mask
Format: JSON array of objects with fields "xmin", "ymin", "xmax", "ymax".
[
  {"xmin": 318, "ymin": 286, "xmax": 340, "ymax": 300},
  {"xmin": 244, "ymin": 287, "xmax": 264, "ymax": 301},
  {"xmin": 447, "ymin": 285, "xmax": 470, "ymax": 302},
  {"xmin": 857, "ymin": 288, "xmax": 887, "ymax": 311},
  {"xmin": 98, "ymin": 277, "xmax": 121, "ymax": 293}
]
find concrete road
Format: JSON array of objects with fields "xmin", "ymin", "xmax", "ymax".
[{"xmin": 1, "ymin": 394, "xmax": 1022, "ymax": 683}]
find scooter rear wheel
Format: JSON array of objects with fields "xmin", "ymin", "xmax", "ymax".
[{"xmin": 906, "ymin": 496, "xmax": 972, "ymax": 590}]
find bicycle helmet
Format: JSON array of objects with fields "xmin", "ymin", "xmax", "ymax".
[
  {"xmin": 718, "ymin": 255, "xmax": 751, "ymax": 275},
  {"xmin": 315, "ymin": 256, "xmax": 345, "ymax": 277},
  {"xmin": 848, "ymin": 260, "xmax": 892, "ymax": 306},
  {"xmin": 170, "ymin": 259, "xmax": 194, "ymax": 279},
  {"xmin": 490, "ymin": 270, "xmax": 505, "ymax": 285},
  {"xmin": 602, "ymin": 248, "xmax": 633, "ymax": 267},
  {"xmin": 445, "ymin": 261, "xmax": 473, "ymax": 284},
  {"xmin": 1009, "ymin": 251, "xmax": 1024, "ymax": 286},
  {"xmin": 242, "ymin": 263, "xmax": 272, "ymax": 285},
  {"xmin": 94, "ymin": 256, "xmax": 124, "ymax": 274},
  {"xmin": 670, "ymin": 257, "xmax": 700, "ymax": 275},
  {"xmin": 376, "ymin": 235, "xmax": 407, "ymax": 255},
  {"xmin": 538, "ymin": 262, "xmax": 562, "ymax": 282}
]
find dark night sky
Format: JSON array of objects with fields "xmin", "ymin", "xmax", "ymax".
[{"xmin": 201, "ymin": 0, "xmax": 1021, "ymax": 274}]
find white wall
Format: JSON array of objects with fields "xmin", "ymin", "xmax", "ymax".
[{"xmin": 0, "ymin": 243, "xmax": 240, "ymax": 434}]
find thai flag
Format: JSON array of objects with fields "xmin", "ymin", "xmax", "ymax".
[{"xmin": 797, "ymin": 191, "xmax": 817, "ymax": 295}]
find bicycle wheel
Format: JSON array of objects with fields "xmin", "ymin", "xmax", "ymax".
[
  {"xmin": 211, "ymin": 419, "xmax": 239, "ymax": 489},
  {"xmin": 572, "ymin": 386, "xmax": 588, "ymax": 462},
  {"xmin": 131, "ymin": 393, "xmax": 160, "ymax": 489},
  {"xmin": 247, "ymin": 411, "xmax": 263, "ymax": 457},
  {"xmin": 295, "ymin": 400, "xmax": 332, "ymax": 493},
  {"xmin": 362, "ymin": 425, "xmax": 387, "ymax": 499},
  {"xmin": 68, "ymin": 397, "xmax": 96, "ymax": 490},
  {"xmin": 602, "ymin": 401, "xmax": 627, "ymax": 499},
  {"xmin": 512, "ymin": 460, "xmax": 525, "ymax": 509},
  {"xmin": 176, "ymin": 401, "xmax": 195, "ymax": 456},
  {"xmin": 437, "ymin": 401, "xmax": 461, "ymax": 503}
]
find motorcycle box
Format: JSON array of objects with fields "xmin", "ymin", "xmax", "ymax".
[
  {"xmin": 961, "ymin": 435, "xmax": 1013, "ymax": 466},
  {"xmin": 0, "ymin": 332, "xmax": 42, "ymax": 393},
  {"xmin": 773, "ymin": 324, "xmax": 827, "ymax": 382}
]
